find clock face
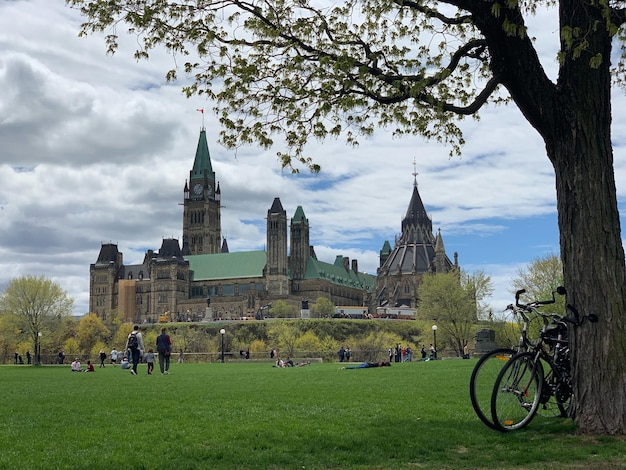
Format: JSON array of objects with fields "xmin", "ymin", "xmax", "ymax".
[{"xmin": 193, "ymin": 183, "xmax": 203, "ymax": 195}]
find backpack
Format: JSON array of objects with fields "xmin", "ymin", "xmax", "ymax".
[{"xmin": 128, "ymin": 332, "xmax": 139, "ymax": 350}]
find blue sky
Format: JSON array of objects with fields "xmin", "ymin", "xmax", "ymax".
[{"xmin": 0, "ymin": 1, "xmax": 624, "ymax": 316}]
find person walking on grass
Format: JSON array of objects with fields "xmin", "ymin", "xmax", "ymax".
[
  {"xmin": 110, "ymin": 347, "xmax": 118, "ymax": 367},
  {"xmin": 156, "ymin": 327, "xmax": 172, "ymax": 375},
  {"xmin": 145, "ymin": 349, "xmax": 156, "ymax": 375},
  {"xmin": 125, "ymin": 325, "xmax": 145, "ymax": 376},
  {"xmin": 99, "ymin": 350, "xmax": 107, "ymax": 368}
]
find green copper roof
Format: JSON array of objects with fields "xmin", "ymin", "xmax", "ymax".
[
  {"xmin": 292, "ymin": 205, "xmax": 307, "ymax": 223},
  {"xmin": 304, "ymin": 257, "xmax": 376, "ymax": 291},
  {"xmin": 185, "ymin": 249, "xmax": 375, "ymax": 291},
  {"xmin": 190, "ymin": 129, "xmax": 214, "ymax": 179},
  {"xmin": 185, "ymin": 251, "xmax": 266, "ymax": 280},
  {"xmin": 380, "ymin": 240, "xmax": 392, "ymax": 255}
]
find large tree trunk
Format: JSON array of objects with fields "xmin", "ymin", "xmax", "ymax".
[
  {"xmin": 550, "ymin": 113, "xmax": 626, "ymax": 434},
  {"xmin": 470, "ymin": 0, "xmax": 626, "ymax": 433},
  {"xmin": 545, "ymin": 1, "xmax": 626, "ymax": 435}
]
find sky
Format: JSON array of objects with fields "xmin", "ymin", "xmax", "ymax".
[{"xmin": 1, "ymin": 1, "xmax": 624, "ymax": 317}]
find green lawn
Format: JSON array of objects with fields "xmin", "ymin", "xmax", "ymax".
[{"xmin": 1, "ymin": 360, "xmax": 624, "ymax": 469}]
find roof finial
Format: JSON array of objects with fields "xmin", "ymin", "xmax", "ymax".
[
  {"xmin": 196, "ymin": 108, "xmax": 205, "ymax": 131},
  {"xmin": 412, "ymin": 156, "xmax": 418, "ymax": 187}
]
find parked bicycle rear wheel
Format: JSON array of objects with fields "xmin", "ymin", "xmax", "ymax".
[
  {"xmin": 538, "ymin": 362, "xmax": 572, "ymax": 418},
  {"xmin": 469, "ymin": 348, "xmax": 515, "ymax": 430},
  {"xmin": 491, "ymin": 352, "xmax": 543, "ymax": 432}
]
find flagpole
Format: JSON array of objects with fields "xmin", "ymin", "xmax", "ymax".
[{"xmin": 196, "ymin": 108, "xmax": 205, "ymax": 130}]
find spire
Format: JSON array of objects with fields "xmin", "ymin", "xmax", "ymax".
[
  {"xmin": 221, "ymin": 237, "xmax": 229, "ymax": 253},
  {"xmin": 269, "ymin": 197, "xmax": 285, "ymax": 214},
  {"xmin": 434, "ymin": 229, "xmax": 448, "ymax": 273},
  {"xmin": 401, "ymin": 183, "xmax": 432, "ymax": 242},
  {"xmin": 190, "ymin": 129, "xmax": 214, "ymax": 180},
  {"xmin": 292, "ymin": 205, "xmax": 307, "ymax": 224},
  {"xmin": 435, "ymin": 228, "xmax": 445, "ymax": 253}
]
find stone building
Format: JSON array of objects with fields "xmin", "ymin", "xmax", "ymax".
[
  {"xmin": 89, "ymin": 128, "xmax": 376, "ymax": 323},
  {"xmin": 376, "ymin": 177, "xmax": 458, "ymax": 309}
]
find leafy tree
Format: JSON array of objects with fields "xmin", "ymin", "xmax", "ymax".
[
  {"xmin": 269, "ymin": 300, "xmax": 297, "ymax": 318},
  {"xmin": 418, "ymin": 270, "xmax": 493, "ymax": 357},
  {"xmin": 248, "ymin": 338, "xmax": 269, "ymax": 358},
  {"xmin": 113, "ymin": 326, "xmax": 132, "ymax": 353},
  {"xmin": 352, "ymin": 331, "xmax": 402, "ymax": 362},
  {"xmin": 311, "ymin": 297, "xmax": 335, "ymax": 318},
  {"xmin": 77, "ymin": 313, "xmax": 111, "ymax": 354},
  {"xmin": 508, "ymin": 253, "xmax": 566, "ymax": 341},
  {"xmin": 0, "ymin": 313, "xmax": 20, "ymax": 363},
  {"xmin": 67, "ymin": 0, "xmax": 626, "ymax": 434},
  {"xmin": 294, "ymin": 329, "xmax": 322, "ymax": 355},
  {"xmin": 50, "ymin": 316, "xmax": 78, "ymax": 357},
  {"xmin": 511, "ymin": 253, "xmax": 565, "ymax": 310},
  {"xmin": 267, "ymin": 322, "xmax": 300, "ymax": 357},
  {"xmin": 62, "ymin": 337, "xmax": 80, "ymax": 358},
  {"xmin": 0, "ymin": 275, "xmax": 73, "ymax": 365}
]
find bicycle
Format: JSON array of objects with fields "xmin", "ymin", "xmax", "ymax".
[
  {"xmin": 489, "ymin": 302, "xmax": 598, "ymax": 432},
  {"xmin": 469, "ymin": 287, "xmax": 563, "ymax": 430}
]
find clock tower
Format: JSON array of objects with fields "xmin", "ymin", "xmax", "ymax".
[{"xmin": 182, "ymin": 128, "xmax": 221, "ymax": 255}]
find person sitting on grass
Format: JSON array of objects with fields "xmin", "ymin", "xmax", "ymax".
[
  {"xmin": 71, "ymin": 358, "xmax": 83, "ymax": 372},
  {"xmin": 340, "ymin": 361, "xmax": 391, "ymax": 369},
  {"xmin": 120, "ymin": 356, "xmax": 131, "ymax": 369},
  {"xmin": 85, "ymin": 360, "xmax": 95, "ymax": 372}
]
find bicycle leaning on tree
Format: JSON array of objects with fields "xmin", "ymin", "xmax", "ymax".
[
  {"xmin": 489, "ymin": 297, "xmax": 598, "ymax": 432},
  {"xmin": 469, "ymin": 287, "xmax": 565, "ymax": 430}
]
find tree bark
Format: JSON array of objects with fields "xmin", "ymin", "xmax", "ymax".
[{"xmin": 544, "ymin": 1, "xmax": 626, "ymax": 435}]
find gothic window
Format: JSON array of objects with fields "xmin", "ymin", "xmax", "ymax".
[{"xmin": 128, "ymin": 273, "xmax": 133, "ymax": 280}]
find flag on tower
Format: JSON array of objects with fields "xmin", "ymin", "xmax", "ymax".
[{"xmin": 196, "ymin": 108, "xmax": 204, "ymax": 114}]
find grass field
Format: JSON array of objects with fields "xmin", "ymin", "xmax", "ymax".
[{"xmin": 2, "ymin": 359, "xmax": 624, "ymax": 469}]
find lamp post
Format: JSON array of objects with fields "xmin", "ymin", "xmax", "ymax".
[
  {"xmin": 36, "ymin": 331, "xmax": 42, "ymax": 365},
  {"xmin": 220, "ymin": 328, "xmax": 225, "ymax": 363},
  {"xmin": 431, "ymin": 325, "xmax": 438, "ymax": 360}
]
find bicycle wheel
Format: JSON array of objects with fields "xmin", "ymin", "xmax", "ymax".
[
  {"xmin": 538, "ymin": 362, "xmax": 572, "ymax": 418},
  {"xmin": 469, "ymin": 348, "xmax": 515, "ymax": 430},
  {"xmin": 491, "ymin": 352, "xmax": 543, "ymax": 432}
]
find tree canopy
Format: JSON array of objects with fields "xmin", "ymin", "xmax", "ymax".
[
  {"xmin": 418, "ymin": 270, "xmax": 493, "ymax": 356},
  {"xmin": 0, "ymin": 275, "xmax": 74, "ymax": 365},
  {"xmin": 67, "ymin": 0, "xmax": 626, "ymax": 434}
]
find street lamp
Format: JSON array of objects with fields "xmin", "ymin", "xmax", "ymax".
[
  {"xmin": 220, "ymin": 328, "xmax": 225, "ymax": 363},
  {"xmin": 37, "ymin": 331, "xmax": 42, "ymax": 365},
  {"xmin": 431, "ymin": 325, "xmax": 438, "ymax": 360}
]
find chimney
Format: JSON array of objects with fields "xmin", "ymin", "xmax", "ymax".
[
  {"xmin": 352, "ymin": 259, "xmax": 358, "ymax": 273},
  {"xmin": 343, "ymin": 257, "xmax": 350, "ymax": 271}
]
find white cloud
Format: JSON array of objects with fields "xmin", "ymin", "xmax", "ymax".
[{"xmin": 0, "ymin": 0, "xmax": 623, "ymax": 316}]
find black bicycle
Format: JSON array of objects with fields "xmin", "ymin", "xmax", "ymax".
[
  {"xmin": 470, "ymin": 288, "xmax": 563, "ymax": 430},
  {"xmin": 489, "ymin": 303, "xmax": 597, "ymax": 432}
]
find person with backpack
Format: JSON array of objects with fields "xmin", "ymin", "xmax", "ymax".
[
  {"xmin": 156, "ymin": 327, "xmax": 172, "ymax": 375},
  {"xmin": 125, "ymin": 325, "xmax": 145, "ymax": 376}
]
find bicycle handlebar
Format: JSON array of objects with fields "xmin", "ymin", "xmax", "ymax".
[
  {"xmin": 515, "ymin": 287, "xmax": 563, "ymax": 309},
  {"xmin": 511, "ymin": 287, "xmax": 598, "ymax": 327}
]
